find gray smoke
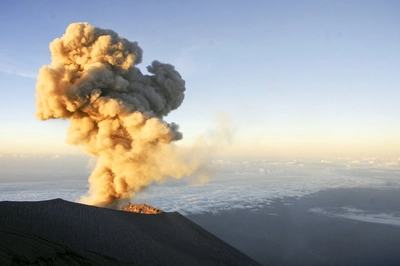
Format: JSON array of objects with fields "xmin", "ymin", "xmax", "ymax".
[{"xmin": 35, "ymin": 22, "xmax": 207, "ymax": 207}]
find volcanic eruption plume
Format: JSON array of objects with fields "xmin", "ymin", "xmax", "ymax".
[{"xmin": 35, "ymin": 22, "xmax": 206, "ymax": 207}]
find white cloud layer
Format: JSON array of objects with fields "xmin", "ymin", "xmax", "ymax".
[
  {"xmin": 1, "ymin": 156, "xmax": 400, "ymax": 214},
  {"xmin": 309, "ymin": 207, "xmax": 400, "ymax": 227}
]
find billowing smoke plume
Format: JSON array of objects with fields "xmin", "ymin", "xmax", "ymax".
[{"xmin": 35, "ymin": 22, "xmax": 206, "ymax": 207}]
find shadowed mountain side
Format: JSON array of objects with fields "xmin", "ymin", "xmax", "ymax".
[{"xmin": 0, "ymin": 199, "xmax": 261, "ymax": 265}]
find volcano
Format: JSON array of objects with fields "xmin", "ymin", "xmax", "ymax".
[{"xmin": 0, "ymin": 199, "xmax": 261, "ymax": 265}]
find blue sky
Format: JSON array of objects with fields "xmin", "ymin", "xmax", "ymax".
[{"xmin": 1, "ymin": 1, "xmax": 399, "ymax": 158}]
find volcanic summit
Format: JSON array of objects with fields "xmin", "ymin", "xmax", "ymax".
[
  {"xmin": 121, "ymin": 203, "xmax": 163, "ymax": 214},
  {"xmin": 0, "ymin": 199, "xmax": 261, "ymax": 265}
]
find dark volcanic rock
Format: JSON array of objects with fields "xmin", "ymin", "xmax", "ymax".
[{"xmin": 0, "ymin": 199, "xmax": 261, "ymax": 265}]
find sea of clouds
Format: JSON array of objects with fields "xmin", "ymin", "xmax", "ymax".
[
  {"xmin": 1, "ymin": 154, "xmax": 400, "ymax": 217},
  {"xmin": 309, "ymin": 207, "xmax": 400, "ymax": 227}
]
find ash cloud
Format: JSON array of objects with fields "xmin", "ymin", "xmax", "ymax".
[{"xmin": 35, "ymin": 22, "xmax": 207, "ymax": 207}]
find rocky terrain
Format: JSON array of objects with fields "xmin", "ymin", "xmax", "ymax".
[{"xmin": 122, "ymin": 203, "xmax": 163, "ymax": 214}]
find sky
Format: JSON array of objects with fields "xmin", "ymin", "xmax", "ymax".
[{"xmin": 1, "ymin": 1, "xmax": 399, "ymax": 158}]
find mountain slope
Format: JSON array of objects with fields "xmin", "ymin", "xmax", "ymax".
[{"xmin": 0, "ymin": 199, "xmax": 261, "ymax": 265}]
